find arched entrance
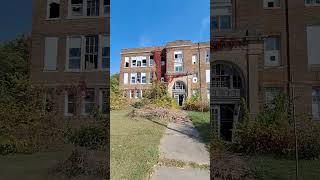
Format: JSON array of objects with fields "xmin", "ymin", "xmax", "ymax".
[
  {"xmin": 172, "ymin": 81, "xmax": 186, "ymax": 106},
  {"xmin": 211, "ymin": 62, "xmax": 246, "ymax": 141}
]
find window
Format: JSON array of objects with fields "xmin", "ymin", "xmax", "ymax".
[
  {"xmin": 67, "ymin": 37, "xmax": 82, "ymax": 70},
  {"xmin": 265, "ymin": 88, "xmax": 281, "ymax": 106},
  {"xmin": 307, "ymin": 26, "xmax": 320, "ymax": 65},
  {"xmin": 264, "ymin": 37, "xmax": 280, "ymax": 66},
  {"xmin": 101, "ymin": 35, "xmax": 109, "ymax": 69},
  {"xmin": 132, "ymin": 58, "xmax": 137, "ymax": 67},
  {"xmin": 142, "ymin": 58, "xmax": 147, "ymax": 67},
  {"xmin": 193, "ymin": 73, "xmax": 198, "ymax": 83},
  {"xmin": 65, "ymin": 91, "xmax": 75, "ymax": 116},
  {"xmin": 100, "ymin": 89, "xmax": 108, "ymax": 115},
  {"xmin": 123, "ymin": 73, "xmax": 128, "ymax": 84},
  {"xmin": 129, "ymin": 90, "xmax": 134, "ymax": 99},
  {"xmin": 43, "ymin": 89, "xmax": 55, "ymax": 113},
  {"xmin": 87, "ymin": 0, "xmax": 100, "ymax": 16},
  {"xmin": 212, "ymin": 3, "xmax": 232, "ymax": 32},
  {"xmin": 161, "ymin": 61, "xmax": 165, "ymax": 66},
  {"xmin": 137, "ymin": 72, "xmax": 141, "ymax": 83},
  {"xmin": 305, "ymin": 0, "xmax": 320, "ymax": 6},
  {"xmin": 83, "ymin": 89, "xmax": 95, "ymax": 115},
  {"xmin": 70, "ymin": 0, "xmax": 83, "ymax": 16},
  {"xmin": 69, "ymin": 0, "xmax": 106, "ymax": 17},
  {"xmin": 207, "ymin": 89, "xmax": 210, "ymax": 100},
  {"xmin": 149, "ymin": 55, "xmax": 154, "ymax": 67},
  {"xmin": 85, "ymin": 35, "xmax": 99, "ymax": 70},
  {"xmin": 141, "ymin": 73, "xmax": 147, "ymax": 84},
  {"xmin": 174, "ymin": 51, "xmax": 183, "ymax": 72},
  {"xmin": 205, "ymin": 49, "xmax": 210, "ymax": 64},
  {"xmin": 47, "ymin": 0, "xmax": 60, "ymax": 18},
  {"xmin": 44, "ymin": 37, "xmax": 58, "ymax": 71},
  {"xmin": 264, "ymin": 0, "xmax": 280, "ymax": 8},
  {"xmin": 103, "ymin": 0, "xmax": 110, "ymax": 16},
  {"xmin": 136, "ymin": 90, "xmax": 142, "ymax": 99},
  {"xmin": 206, "ymin": 70, "xmax": 210, "ymax": 83},
  {"xmin": 131, "ymin": 73, "xmax": 137, "ymax": 84},
  {"xmin": 192, "ymin": 54, "xmax": 197, "ymax": 64},
  {"xmin": 67, "ymin": 35, "xmax": 106, "ymax": 71},
  {"xmin": 312, "ymin": 88, "xmax": 320, "ymax": 118},
  {"xmin": 124, "ymin": 57, "xmax": 129, "ymax": 67},
  {"xmin": 149, "ymin": 72, "xmax": 153, "ymax": 83}
]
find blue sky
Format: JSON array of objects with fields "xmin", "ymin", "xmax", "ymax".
[
  {"xmin": 0, "ymin": 0, "xmax": 32, "ymax": 42},
  {"xmin": 0, "ymin": 0, "xmax": 209, "ymax": 74},
  {"xmin": 111, "ymin": 0, "xmax": 210, "ymax": 74}
]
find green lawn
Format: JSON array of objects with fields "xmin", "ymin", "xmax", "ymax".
[
  {"xmin": 0, "ymin": 151, "xmax": 70, "ymax": 180},
  {"xmin": 249, "ymin": 155, "xmax": 320, "ymax": 180},
  {"xmin": 110, "ymin": 110, "xmax": 167, "ymax": 180},
  {"xmin": 187, "ymin": 111, "xmax": 210, "ymax": 145}
]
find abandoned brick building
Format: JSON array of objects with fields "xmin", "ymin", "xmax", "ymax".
[
  {"xmin": 119, "ymin": 40, "xmax": 210, "ymax": 106},
  {"xmin": 30, "ymin": 0, "xmax": 110, "ymax": 119},
  {"xmin": 211, "ymin": 0, "xmax": 320, "ymax": 140}
]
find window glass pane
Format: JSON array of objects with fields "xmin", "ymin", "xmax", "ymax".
[{"xmin": 220, "ymin": 16, "xmax": 231, "ymax": 30}]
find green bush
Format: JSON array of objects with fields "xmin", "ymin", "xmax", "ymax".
[
  {"xmin": 183, "ymin": 91, "xmax": 210, "ymax": 112},
  {"xmin": 68, "ymin": 126, "xmax": 106, "ymax": 150},
  {"xmin": 232, "ymin": 95, "xmax": 320, "ymax": 159}
]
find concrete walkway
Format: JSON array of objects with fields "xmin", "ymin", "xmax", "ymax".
[{"xmin": 150, "ymin": 119, "xmax": 210, "ymax": 180}]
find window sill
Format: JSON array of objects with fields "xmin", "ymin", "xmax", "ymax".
[
  {"xmin": 45, "ymin": 18, "xmax": 61, "ymax": 21},
  {"xmin": 305, "ymin": 4, "xmax": 320, "ymax": 7},
  {"xmin": 43, "ymin": 70, "xmax": 58, "ymax": 72},
  {"xmin": 64, "ymin": 69, "xmax": 108, "ymax": 73},
  {"xmin": 263, "ymin": 7, "xmax": 281, "ymax": 10},
  {"xmin": 66, "ymin": 15, "xmax": 109, "ymax": 20}
]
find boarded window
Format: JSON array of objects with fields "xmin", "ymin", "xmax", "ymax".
[
  {"xmin": 307, "ymin": 26, "xmax": 320, "ymax": 65},
  {"xmin": 44, "ymin": 37, "xmax": 58, "ymax": 71}
]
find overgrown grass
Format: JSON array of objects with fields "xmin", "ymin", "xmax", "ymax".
[
  {"xmin": 187, "ymin": 111, "xmax": 210, "ymax": 146},
  {"xmin": 110, "ymin": 110, "xmax": 166, "ymax": 180},
  {"xmin": 250, "ymin": 155, "xmax": 320, "ymax": 180},
  {"xmin": 0, "ymin": 151, "xmax": 71, "ymax": 180}
]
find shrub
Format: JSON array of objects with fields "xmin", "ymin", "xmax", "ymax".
[
  {"xmin": 68, "ymin": 126, "xmax": 106, "ymax": 150},
  {"xmin": 183, "ymin": 90, "xmax": 210, "ymax": 112},
  {"xmin": 232, "ymin": 95, "xmax": 320, "ymax": 159}
]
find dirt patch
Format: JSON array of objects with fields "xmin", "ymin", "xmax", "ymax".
[
  {"xmin": 211, "ymin": 151, "xmax": 256, "ymax": 180},
  {"xmin": 128, "ymin": 106, "xmax": 188, "ymax": 122}
]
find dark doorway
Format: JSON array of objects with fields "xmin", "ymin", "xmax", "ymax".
[
  {"xmin": 178, "ymin": 95, "xmax": 184, "ymax": 106},
  {"xmin": 220, "ymin": 104, "xmax": 234, "ymax": 141}
]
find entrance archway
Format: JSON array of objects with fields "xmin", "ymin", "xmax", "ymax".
[
  {"xmin": 172, "ymin": 81, "xmax": 186, "ymax": 106},
  {"xmin": 211, "ymin": 62, "xmax": 246, "ymax": 141}
]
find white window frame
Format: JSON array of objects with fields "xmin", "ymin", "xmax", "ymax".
[
  {"xmin": 99, "ymin": 89, "xmax": 108, "ymax": 115},
  {"xmin": 263, "ymin": 0, "xmax": 281, "ymax": 9},
  {"xmin": 131, "ymin": 73, "xmax": 137, "ymax": 84},
  {"xmin": 205, "ymin": 49, "xmax": 210, "ymax": 64},
  {"xmin": 131, "ymin": 57, "xmax": 137, "ymax": 67},
  {"xmin": 305, "ymin": 0, "xmax": 320, "ymax": 6},
  {"xmin": 149, "ymin": 55, "xmax": 154, "ymax": 67},
  {"xmin": 68, "ymin": 0, "xmax": 107, "ymax": 18},
  {"xmin": 124, "ymin": 57, "xmax": 130, "ymax": 67},
  {"xmin": 64, "ymin": 91, "xmax": 75, "ymax": 116},
  {"xmin": 141, "ymin": 73, "xmax": 147, "ymax": 84},
  {"xmin": 100, "ymin": 34, "xmax": 109, "ymax": 70},
  {"xmin": 264, "ymin": 37, "xmax": 281, "ymax": 66},
  {"xmin": 44, "ymin": 37, "xmax": 58, "ymax": 71},
  {"xmin": 192, "ymin": 54, "xmax": 197, "ymax": 64},
  {"xmin": 82, "ymin": 88, "xmax": 96, "ymax": 115},
  {"xmin": 149, "ymin": 72, "xmax": 153, "ymax": 84},
  {"xmin": 193, "ymin": 73, "xmax": 198, "ymax": 83},
  {"xmin": 206, "ymin": 70, "xmax": 210, "ymax": 83},
  {"xmin": 66, "ymin": 35, "xmax": 106, "ymax": 72},
  {"xmin": 123, "ymin": 73, "xmax": 129, "ymax": 85},
  {"xmin": 141, "ymin": 57, "xmax": 147, "ymax": 67}
]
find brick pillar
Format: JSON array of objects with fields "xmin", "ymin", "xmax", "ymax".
[{"xmin": 154, "ymin": 50, "xmax": 162, "ymax": 81}]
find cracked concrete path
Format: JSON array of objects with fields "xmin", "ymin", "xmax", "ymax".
[{"xmin": 151, "ymin": 119, "xmax": 210, "ymax": 180}]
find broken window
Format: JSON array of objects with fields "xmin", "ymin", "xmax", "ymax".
[
  {"xmin": 84, "ymin": 88, "xmax": 95, "ymax": 115},
  {"xmin": 85, "ymin": 35, "xmax": 99, "ymax": 70},
  {"xmin": 70, "ymin": 0, "xmax": 84, "ymax": 16},
  {"xmin": 48, "ymin": 0, "xmax": 60, "ymax": 18},
  {"xmin": 87, "ymin": 0, "xmax": 100, "ymax": 16},
  {"xmin": 125, "ymin": 57, "xmax": 129, "ymax": 67}
]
